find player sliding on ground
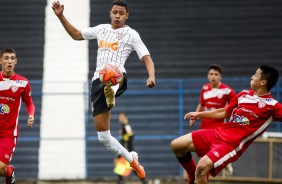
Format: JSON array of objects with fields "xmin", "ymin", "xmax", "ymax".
[
  {"xmin": 52, "ymin": 0, "xmax": 155, "ymax": 179},
  {"xmin": 171, "ymin": 65, "xmax": 282, "ymax": 184}
]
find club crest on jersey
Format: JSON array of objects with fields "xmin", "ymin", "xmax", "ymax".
[
  {"xmin": 0, "ymin": 104, "xmax": 10, "ymax": 114},
  {"xmin": 5, "ymin": 154, "xmax": 10, "ymax": 159},
  {"xmin": 11, "ymin": 85, "xmax": 18, "ymax": 93},
  {"xmin": 213, "ymin": 151, "xmax": 220, "ymax": 157},
  {"xmin": 258, "ymin": 100, "xmax": 266, "ymax": 108}
]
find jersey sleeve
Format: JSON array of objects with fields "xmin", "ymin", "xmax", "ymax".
[
  {"xmin": 199, "ymin": 87, "xmax": 205, "ymax": 106},
  {"xmin": 81, "ymin": 26, "xmax": 99, "ymax": 40},
  {"xmin": 225, "ymin": 91, "xmax": 243, "ymax": 114},
  {"xmin": 131, "ymin": 30, "xmax": 150, "ymax": 60},
  {"xmin": 22, "ymin": 81, "xmax": 35, "ymax": 116},
  {"xmin": 228, "ymin": 88, "xmax": 237, "ymax": 102},
  {"xmin": 272, "ymin": 102, "xmax": 282, "ymax": 122}
]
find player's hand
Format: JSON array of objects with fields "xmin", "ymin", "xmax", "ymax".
[
  {"xmin": 146, "ymin": 77, "xmax": 155, "ymax": 88},
  {"xmin": 184, "ymin": 112, "xmax": 200, "ymax": 121},
  {"xmin": 52, "ymin": 1, "xmax": 64, "ymax": 16},
  {"xmin": 27, "ymin": 115, "xmax": 35, "ymax": 127}
]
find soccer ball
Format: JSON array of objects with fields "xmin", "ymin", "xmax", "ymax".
[{"xmin": 99, "ymin": 64, "xmax": 123, "ymax": 86}]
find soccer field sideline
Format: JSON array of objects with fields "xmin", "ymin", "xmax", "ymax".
[{"xmin": 2, "ymin": 178, "xmax": 281, "ymax": 184}]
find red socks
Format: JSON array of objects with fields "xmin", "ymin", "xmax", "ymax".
[
  {"xmin": 177, "ymin": 153, "xmax": 196, "ymax": 183},
  {"xmin": 5, "ymin": 165, "xmax": 14, "ymax": 177}
]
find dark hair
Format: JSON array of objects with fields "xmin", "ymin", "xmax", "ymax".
[
  {"xmin": 0, "ymin": 48, "xmax": 16, "ymax": 58},
  {"xmin": 111, "ymin": 0, "xmax": 128, "ymax": 12},
  {"xmin": 259, "ymin": 65, "xmax": 279, "ymax": 91},
  {"xmin": 208, "ymin": 64, "xmax": 222, "ymax": 75}
]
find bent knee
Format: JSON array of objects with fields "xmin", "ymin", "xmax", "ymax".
[
  {"xmin": 97, "ymin": 131, "xmax": 111, "ymax": 146},
  {"xmin": 171, "ymin": 134, "xmax": 194, "ymax": 156},
  {"xmin": 170, "ymin": 139, "xmax": 178, "ymax": 152},
  {"xmin": 0, "ymin": 165, "xmax": 7, "ymax": 176},
  {"xmin": 196, "ymin": 157, "xmax": 213, "ymax": 175}
]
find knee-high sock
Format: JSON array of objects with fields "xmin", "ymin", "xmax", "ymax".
[
  {"xmin": 97, "ymin": 130, "xmax": 133, "ymax": 162},
  {"xmin": 5, "ymin": 165, "xmax": 14, "ymax": 177},
  {"xmin": 177, "ymin": 153, "xmax": 196, "ymax": 181}
]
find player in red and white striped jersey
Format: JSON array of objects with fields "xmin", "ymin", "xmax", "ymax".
[
  {"xmin": 52, "ymin": 0, "xmax": 155, "ymax": 179},
  {"xmin": 190, "ymin": 64, "xmax": 236, "ymax": 129},
  {"xmin": 188, "ymin": 64, "xmax": 236, "ymax": 180},
  {"xmin": 0, "ymin": 48, "xmax": 35, "ymax": 184},
  {"xmin": 172, "ymin": 65, "xmax": 281, "ymax": 184}
]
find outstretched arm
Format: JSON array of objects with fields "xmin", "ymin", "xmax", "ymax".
[
  {"xmin": 142, "ymin": 55, "xmax": 156, "ymax": 88},
  {"xmin": 185, "ymin": 108, "xmax": 230, "ymax": 121},
  {"xmin": 52, "ymin": 1, "xmax": 84, "ymax": 40},
  {"xmin": 189, "ymin": 103, "xmax": 204, "ymax": 126}
]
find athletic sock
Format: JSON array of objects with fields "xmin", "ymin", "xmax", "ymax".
[
  {"xmin": 5, "ymin": 165, "xmax": 14, "ymax": 177},
  {"xmin": 97, "ymin": 130, "xmax": 133, "ymax": 162},
  {"xmin": 176, "ymin": 153, "xmax": 196, "ymax": 182}
]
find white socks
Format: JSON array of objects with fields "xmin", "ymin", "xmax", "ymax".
[{"xmin": 97, "ymin": 130, "xmax": 133, "ymax": 162}]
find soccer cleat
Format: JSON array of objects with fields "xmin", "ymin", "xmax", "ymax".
[
  {"xmin": 129, "ymin": 151, "xmax": 145, "ymax": 179},
  {"xmin": 104, "ymin": 86, "xmax": 115, "ymax": 108},
  {"xmin": 5, "ymin": 165, "xmax": 16, "ymax": 184}
]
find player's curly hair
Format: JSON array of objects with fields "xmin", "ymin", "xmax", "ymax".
[
  {"xmin": 259, "ymin": 65, "xmax": 279, "ymax": 91},
  {"xmin": 111, "ymin": 0, "xmax": 128, "ymax": 12}
]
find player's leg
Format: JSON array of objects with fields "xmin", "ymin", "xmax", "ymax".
[
  {"xmin": 171, "ymin": 133, "xmax": 196, "ymax": 184},
  {"xmin": 95, "ymin": 113, "xmax": 146, "ymax": 178},
  {"xmin": 0, "ymin": 162, "xmax": 15, "ymax": 184},
  {"xmin": 94, "ymin": 112, "xmax": 133, "ymax": 161},
  {"xmin": 195, "ymin": 156, "xmax": 213, "ymax": 184},
  {"xmin": 0, "ymin": 138, "xmax": 16, "ymax": 184},
  {"xmin": 91, "ymin": 77, "xmax": 145, "ymax": 179}
]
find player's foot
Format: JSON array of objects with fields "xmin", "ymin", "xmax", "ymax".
[
  {"xmin": 5, "ymin": 165, "xmax": 16, "ymax": 184},
  {"xmin": 130, "ymin": 151, "xmax": 145, "ymax": 179},
  {"xmin": 224, "ymin": 163, "xmax": 233, "ymax": 176},
  {"xmin": 104, "ymin": 86, "xmax": 115, "ymax": 108}
]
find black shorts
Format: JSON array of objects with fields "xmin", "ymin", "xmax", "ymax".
[{"xmin": 91, "ymin": 73, "xmax": 127, "ymax": 116}]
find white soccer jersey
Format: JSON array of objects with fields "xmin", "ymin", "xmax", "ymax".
[{"xmin": 81, "ymin": 24, "xmax": 150, "ymax": 80}]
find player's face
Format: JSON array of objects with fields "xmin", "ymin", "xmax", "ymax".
[
  {"xmin": 0, "ymin": 52, "xmax": 17, "ymax": 75},
  {"xmin": 207, "ymin": 69, "xmax": 221, "ymax": 87},
  {"xmin": 250, "ymin": 68, "xmax": 265, "ymax": 90},
  {"xmin": 110, "ymin": 5, "xmax": 128, "ymax": 29}
]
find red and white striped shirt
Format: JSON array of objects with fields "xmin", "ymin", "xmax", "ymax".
[
  {"xmin": 0, "ymin": 72, "xmax": 35, "ymax": 137},
  {"xmin": 219, "ymin": 90, "xmax": 282, "ymax": 154},
  {"xmin": 200, "ymin": 83, "xmax": 236, "ymax": 129}
]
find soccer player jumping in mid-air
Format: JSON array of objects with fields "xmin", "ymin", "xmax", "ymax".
[
  {"xmin": 52, "ymin": 0, "xmax": 156, "ymax": 179},
  {"xmin": 171, "ymin": 65, "xmax": 282, "ymax": 184}
]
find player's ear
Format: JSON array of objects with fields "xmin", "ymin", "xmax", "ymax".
[
  {"xmin": 126, "ymin": 12, "xmax": 129, "ymax": 20},
  {"xmin": 261, "ymin": 79, "xmax": 267, "ymax": 86}
]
